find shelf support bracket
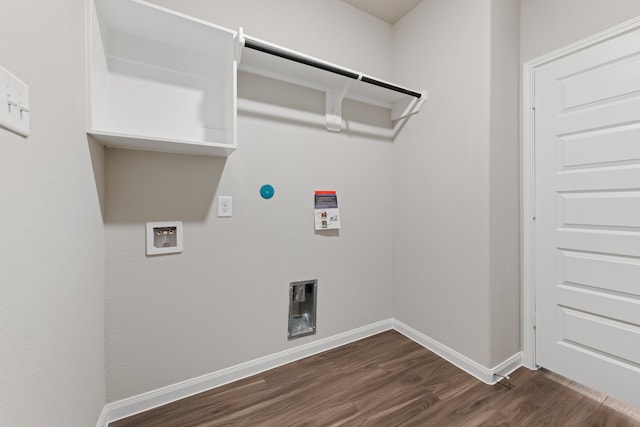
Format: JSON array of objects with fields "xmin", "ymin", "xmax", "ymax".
[
  {"xmin": 234, "ymin": 27, "xmax": 245, "ymax": 63},
  {"xmin": 325, "ymin": 75, "xmax": 360, "ymax": 132},
  {"xmin": 391, "ymin": 90, "xmax": 428, "ymax": 121}
]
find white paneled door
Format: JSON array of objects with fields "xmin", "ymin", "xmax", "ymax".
[{"xmin": 534, "ymin": 25, "xmax": 640, "ymax": 407}]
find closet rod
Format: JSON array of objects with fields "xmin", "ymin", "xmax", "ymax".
[{"xmin": 243, "ymin": 37, "xmax": 422, "ymax": 99}]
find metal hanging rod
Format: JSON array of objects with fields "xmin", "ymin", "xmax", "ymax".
[{"xmin": 242, "ymin": 36, "xmax": 422, "ymax": 99}]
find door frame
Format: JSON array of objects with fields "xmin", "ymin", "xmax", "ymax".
[{"xmin": 521, "ymin": 16, "xmax": 640, "ymax": 370}]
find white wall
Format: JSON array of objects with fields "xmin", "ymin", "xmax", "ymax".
[
  {"xmin": 392, "ymin": 0, "xmax": 493, "ymax": 366},
  {"xmin": 4, "ymin": 1, "xmax": 637, "ymax": 423},
  {"xmin": 521, "ymin": 0, "xmax": 640, "ymax": 61},
  {"xmin": 149, "ymin": 0, "xmax": 394, "ymax": 79},
  {"xmin": 392, "ymin": 0, "xmax": 520, "ymax": 368},
  {"xmin": 105, "ymin": 0, "xmax": 396, "ymax": 402},
  {"xmin": 0, "ymin": 1, "xmax": 106, "ymax": 426},
  {"xmin": 488, "ymin": 0, "xmax": 521, "ymax": 367},
  {"xmin": 102, "ymin": 0, "xmax": 640, "ymax": 406}
]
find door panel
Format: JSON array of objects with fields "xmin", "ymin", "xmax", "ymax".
[
  {"xmin": 561, "ymin": 53, "xmax": 640, "ymax": 110},
  {"xmin": 561, "ymin": 191, "xmax": 640, "ymax": 228},
  {"xmin": 556, "ymin": 229, "xmax": 640, "ymax": 257},
  {"xmin": 535, "ymin": 26, "xmax": 640, "ymax": 408},
  {"xmin": 560, "ymin": 307, "xmax": 640, "ymax": 365},
  {"xmin": 562, "ymin": 250, "xmax": 640, "ymax": 295},
  {"xmin": 562, "ymin": 125, "xmax": 640, "ymax": 167}
]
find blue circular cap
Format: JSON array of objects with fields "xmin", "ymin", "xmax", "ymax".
[{"xmin": 260, "ymin": 184, "xmax": 274, "ymax": 200}]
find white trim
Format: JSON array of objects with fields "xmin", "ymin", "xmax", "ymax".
[
  {"xmin": 95, "ymin": 406, "xmax": 108, "ymax": 427},
  {"xmin": 521, "ymin": 15, "xmax": 640, "ymax": 371},
  {"xmin": 392, "ymin": 319, "xmax": 521, "ymax": 385},
  {"xmin": 101, "ymin": 320, "xmax": 393, "ymax": 426},
  {"xmin": 521, "ymin": 59, "xmax": 537, "ymax": 369},
  {"xmin": 99, "ymin": 319, "xmax": 524, "ymax": 425}
]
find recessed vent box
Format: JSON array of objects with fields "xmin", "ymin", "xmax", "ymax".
[{"xmin": 288, "ymin": 280, "xmax": 317, "ymax": 340}]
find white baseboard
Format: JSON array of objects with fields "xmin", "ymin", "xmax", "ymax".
[
  {"xmin": 392, "ymin": 319, "xmax": 522, "ymax": 385},
  {"xmin": 100, "ymin": 319, "xmax": 522, "ymax": 426},
  {"xmin": 95, "ymin": 406, "xmax": 107, "ymax": 427},
  {"xmin": 101, "ymin": 319, "xmax": 393, "ymax": 426}
]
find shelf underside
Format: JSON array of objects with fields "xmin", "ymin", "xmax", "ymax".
[{"xmin": 89, "ymin": 130, "xmax": 236, "ymax": 157}]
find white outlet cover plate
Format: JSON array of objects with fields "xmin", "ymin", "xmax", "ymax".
[
  {"xmin": 218, "ymin": 196, "xmax": 232, "ymax": 217},
  {"xmin": 146, "ymin": 221, "xmax": 183, "ymax": 255}
]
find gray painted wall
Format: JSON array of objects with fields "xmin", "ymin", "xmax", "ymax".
[
  {"xmin": 521, "ymin": 0, "xmax": 640, "ymax": 62},
  {"xmin": 106, "ymin": 0, "xmax": 525, "ymax": 402},
  {"xmin": 392, "ymin": 0, "xmax": 521, "ymax": 369},
  {"xmin": 488, "ymin": 0, "xmax": 521, "ymax": 367},
  {"xmin": 105, "ymin": 0, "xmax": 396, "ymax": 402},
  {"xmin": 0, "ymin": 1, "xmax": 106, "ymax": 426},
  {"xmin": 4, "ymin": 2, "xmax": 637, "ymax": 423}
]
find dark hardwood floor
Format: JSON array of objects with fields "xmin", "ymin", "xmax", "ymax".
[{"xmin": 110, "ymin": 330, "xmax": 640, "ymax": 426}]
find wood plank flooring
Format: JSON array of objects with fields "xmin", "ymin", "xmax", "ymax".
[{"xmin": 110, "ymin": 330, "xmax": 640, "ymax": 426}]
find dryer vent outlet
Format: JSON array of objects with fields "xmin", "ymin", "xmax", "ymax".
[{"xmin": 288, "ymin": 280, "xmax": 317, "ymax": 339}]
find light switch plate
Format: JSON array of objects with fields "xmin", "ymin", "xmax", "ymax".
[
  {"xmin": 218, "ymin": 196, "xmax": 232, "ymax": 217},
  {"xmin": 0, "ymin": 64, "xmax": 30, "ymax": 137}
]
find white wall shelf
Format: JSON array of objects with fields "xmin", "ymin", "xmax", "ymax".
[
  {"xmin": 237, "ymin": 31, "xmax": 426, "ymax": 133},
  {"xmin": 86, "ymin": 0, "xmax": 425, "ymax": 156},
  {"xmin": 86, "ymin": 0, "xmax": 237, "ymax": 157}
]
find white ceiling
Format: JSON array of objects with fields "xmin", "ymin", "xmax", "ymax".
[{"xmin": 342, "ymin": 0, "xmax": 423, "ymax": 24}]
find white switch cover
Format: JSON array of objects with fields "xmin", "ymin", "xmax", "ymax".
[
  {"xmin": 218, "ymin": 196, "xmax": 232, "ymax": 217},
  {"xmin": 0, "ymin": 64, "xmax": 30, "ymax": 137}
]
